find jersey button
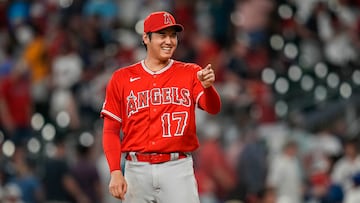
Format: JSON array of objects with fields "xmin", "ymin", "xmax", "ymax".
[
  {"xmin": 151, "ymin": 141, "xmax": 155, "ymax": 145},
  {"xmin": 153, "ymin": 83, "xmax": 156, "ymax": 86},
  {"xmin": 153, "ymin": 108, "xmax": 157, "ymax": 112}
]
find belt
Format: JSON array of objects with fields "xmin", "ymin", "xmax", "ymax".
[{"xmin": 125, "ymin": 152, "xmax": 188, "ymax": 164}]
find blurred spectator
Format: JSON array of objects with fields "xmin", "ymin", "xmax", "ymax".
[
  {"xmin": 41, "ymin": 137, "xmax": 89, "ymax": 203},
  {"xmin": 344, "ymin": 172, "xmax": 360, "ymax": 203},
  {"xmin": 325, "ymin": 184, "xmax": 344, "ymax": 203},
  {"xmin": 331, "ymin": 138, "xmax": 360, "ymax": 192},
  {"xmin": 21, "ymin": 23, "xmax": 50, "ymax": 117},
  {"xmin": 0, "ymin": 36, "xmax": 15, "ymax": 78},
  {"xmin": 246, "ymin": 80, "xmax": 276, "ymax": 124},
  {"xmin": 49, "ymin": 36, "xmax": 83, "ymax": 130},
  {"xmin": 308, "ymin": 125, "xmax": 343, "ymax": 170},
  {"xmin": 207, "ymin": 0, "xmax": 236, "ymax": 46},
  {"xmin": 303, "ymin": 139, "xmax": 342, "ymax": 203},
  {"xmin": 226, "ymin": 40, "xmax": 250, "ymax": 79},
  {"xmin": 257, "ymin": 187, "xmax": 277, "ymax": 203},
  {"xmin": 8, "ymin": 146, "xmax": 44, "ymax": 203},
  {"xmin": 2, "ymin": 183, "xmax": 24, "ymax": 203},
  {"xmin": 195, "ymin": 120, "xmax": 237, "ymax": 203},
  {"xmin": 189, "ymin": 32, "xmax": 223, "ymax": 81},
  {"xmin": 7, "ymin": 0, "xmax": 31, "ymax": 29},
  {"xmin": 28, "ymin": 1, "xmax": 48, "ymax": 35},
  {"xmin": 323, "ymin": 13, "xmax": 358, "ymax": 68},
  {"xmin": 0, "ymin": 59, "xmax": 32, "ymax": 145},
  {"xmin": 83, "ymin": 0, "xmax": 118, "ymax": 21},
  {"xmin": 287, "ymin": 111, "xmax": 313, "ymax": 159},
  {"xmin": 266, "ymin": 140, "xmax": 303, "ymax": 203},
  {"xmin": 305, "ymin": 172, "xmax": 332, "ymax": 203},
  {"xmin": 71, "ymin": 142, "xmax": 103, "ymax": 203},
  {"xmin": 231, "ymin": 124, "xmax": 268, "ymax": 203}
]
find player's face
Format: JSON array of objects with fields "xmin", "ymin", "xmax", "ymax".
[{"xmin": 144, "ymin": 27, "xmax": 178, "ymax": 62}]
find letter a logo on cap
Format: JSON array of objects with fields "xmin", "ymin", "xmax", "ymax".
[
  {"xmin": 144, "ymin": 11, "xmax": 184, "ymax": 33},
  {"xmin": 163, "ymin": 13, "xmax": 173, "ymax": 25}
]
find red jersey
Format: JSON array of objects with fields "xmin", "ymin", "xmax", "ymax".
[
  {"xmin": 101, "ymin": 59, "xmax": 220, "ymax": 154},
  {"xmin": 0, "ymin": 76, "xmax": 32, "ymax": 128}
]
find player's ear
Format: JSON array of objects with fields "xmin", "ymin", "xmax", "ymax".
[{"xmin": 143, "ymin": 33, "xmax": 149, "ymax": 45}]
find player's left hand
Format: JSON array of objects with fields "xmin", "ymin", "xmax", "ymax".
[
  {"xmin": 197, "ymin": 64, "xmax": 215, "ymax": 88},
  {"xmin": 109, "ymin": 170, "xmax": 128, "ymax": 200}
]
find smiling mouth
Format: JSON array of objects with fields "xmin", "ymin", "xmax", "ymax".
[
  {"xmin": 161, "ymin": 47, "xmax": 173, "ymax": 55},
  {"xmin": 162, "ymin": 47, "xmax": 171, "ymax": 51}
]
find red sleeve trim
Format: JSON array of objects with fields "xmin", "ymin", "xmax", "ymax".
[{"xmin": 101, "ymin": 109, "xmax": 122, "ymax": 123}]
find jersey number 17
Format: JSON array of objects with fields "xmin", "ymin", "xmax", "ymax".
[{"xmin": 161, "ymin": 111, "xmax": 188, "ymax": 137}]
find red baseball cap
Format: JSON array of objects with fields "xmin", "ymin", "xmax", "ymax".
[{"xmin": 144, "ymin": 11, "xmax": 184, "ymax": 33}]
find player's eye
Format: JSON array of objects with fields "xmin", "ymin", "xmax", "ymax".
[
  {"xmin": 170, "ymin": 33, "xmax": 177, "ymax": 38},
  {"xmin": 155, "ymin": 33, "xmax": 165, "ymax": 38}
]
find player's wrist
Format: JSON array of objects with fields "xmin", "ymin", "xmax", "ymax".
[
  {"xmin": 202, "ymin": 83, "xmax": 213, "ymax": 89},
  {"xmin": 111, "ymin": 170, "xmax": 124, "ymax": 178}
]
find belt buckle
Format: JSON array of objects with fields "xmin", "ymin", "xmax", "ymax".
[{"xmin": 150, "ymin": 153, "xmax": 165, "ymax": 164}]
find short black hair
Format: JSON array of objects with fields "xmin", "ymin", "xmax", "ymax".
[{"xmin": 142, "ymin": 32, "xmax": 153, "ymax": 50}]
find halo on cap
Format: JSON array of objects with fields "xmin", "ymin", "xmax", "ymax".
[{"xmin": 144, "ymin": 11, "xmax": 184, "ymax": 33}]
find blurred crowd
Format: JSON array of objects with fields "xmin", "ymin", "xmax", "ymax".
[{"xmin": 0, "ymin": 0, "xmax": 360, "ymax": 203}]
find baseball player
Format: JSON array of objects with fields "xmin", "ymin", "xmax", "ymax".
[{"xmin": 101, "ymin": 11, "xmax": 221, "ymax": 203}]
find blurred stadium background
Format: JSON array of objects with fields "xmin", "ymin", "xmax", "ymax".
[{"xmin": 0, "ymin": 0, "xmax": 360, "ymax": 203}]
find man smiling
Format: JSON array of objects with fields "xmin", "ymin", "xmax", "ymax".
[{"xmin": 100, "ymin": 11, "xmax": 221, "ymax": 203}]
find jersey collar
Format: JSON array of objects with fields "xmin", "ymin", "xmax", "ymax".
[{"xmin": 141, "ymin": 59, "xmax": 174, "ymax": 75}]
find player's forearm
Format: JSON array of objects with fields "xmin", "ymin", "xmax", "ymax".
[
  {"xmin": 200, "ymin": 85, "xmax": 221, "ymax": 114},
  {"xmin": 103, "ymin": 117, "xmax": 122, "ymax": 172}
]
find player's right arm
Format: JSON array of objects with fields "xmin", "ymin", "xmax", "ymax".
[
  {"xmin": 101, "ymin": 70, "xmax": 128, "ymax": 199},
  {"xmin": 102, "ymin": 117, "xmax": 127, "ymax": 200}
]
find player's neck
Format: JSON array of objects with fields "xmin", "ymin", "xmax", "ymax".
[{"xmin": 144, "ymin": 58, "xmax": 171, "ymax": 72}]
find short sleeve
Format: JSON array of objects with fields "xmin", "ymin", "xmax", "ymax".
[{"xmin": 101, "ymin": 72, "xmax": 123, "ymax": 123}]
